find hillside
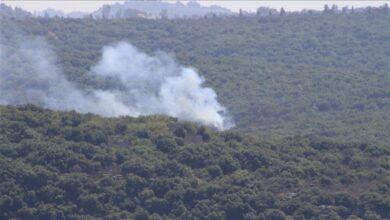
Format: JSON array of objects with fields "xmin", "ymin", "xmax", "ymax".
[
  {"xmin": 0, "ymin": 105, "xmax": 389, "ymax": 219},
  {"xmin": 1, "ymin": 9, "xmax": 389, "ymax": 145}
]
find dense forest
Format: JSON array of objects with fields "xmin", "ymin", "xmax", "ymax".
[
  {"xmin": 1, "ymin": 5, "xmax": 390, "ymax": 220},
  {"xmin": 1, "ymin": 8, "xmax": 390, "ymax": 145},
  {"xmin": 1, "ymin": 105, "xmax": 389, "ymax": 219}
]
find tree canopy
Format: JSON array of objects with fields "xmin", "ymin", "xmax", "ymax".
[
  {"xmin": 1, "ymin": 9, "xmax": 389, "ymax": 145},
  {"xmin": 0, "ymin": 6, "xmax": 389, "ymax": 220},
  {"xmin": 0, "ymin": 105, "xmax": 389, "ymax": 219}
]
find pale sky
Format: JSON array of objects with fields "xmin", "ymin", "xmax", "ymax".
[{"xmin": 1, "ymin": 1, "xmax": 389, "ymax": 13}]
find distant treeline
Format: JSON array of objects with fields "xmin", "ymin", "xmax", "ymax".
[{"xmin": 0, "ymin": 2, "xmax": 389, "ymax": 20}]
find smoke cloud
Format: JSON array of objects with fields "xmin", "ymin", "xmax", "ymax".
[{"xmin": 0, "ymin": 35, "xmax": 233, "ymax": 130}]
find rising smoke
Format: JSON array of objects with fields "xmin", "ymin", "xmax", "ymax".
[{"xmin": 0, "ymin": 34, "xmax": 233, "ymax": 130}]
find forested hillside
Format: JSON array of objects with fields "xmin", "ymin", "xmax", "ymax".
[
  {"xmin": 1, "ymin": 6, "xmax": 390, "ymax": 220},
  {"xmin": 0, "ymin": 105, "xmax": 389, "ymax": 219},
  {"xmin": 1, "ymin": 9, "xmax": 389, "ymax": 145}
]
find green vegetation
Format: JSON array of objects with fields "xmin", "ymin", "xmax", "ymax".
[
  {"xmin": 1, "ymin": 7, "xmax": 389, "ymax": 220},
  {"xmin": 0, "ymin": 105, "xmax": 389, "ymax": 219},
  {"xmin": 2, "ymin": 9, "xmax": 389, "ymax": 145}
]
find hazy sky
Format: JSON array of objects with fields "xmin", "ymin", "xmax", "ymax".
[{"xmin": 1, "ymin": 1, "xmax": 389, "ymax": 13}]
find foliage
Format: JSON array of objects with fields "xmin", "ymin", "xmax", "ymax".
[
  {"xmin": 1, "ymin": 8, "xmax": 389, "ymax": 219},
  {"xmin": 0, "ymin": 105, "xmax": 389, "ymax": 219},
  {"xmin": 1, "ymin": 9, "xmax": 389, "ymax": 145}
]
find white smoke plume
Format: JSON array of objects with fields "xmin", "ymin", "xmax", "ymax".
[{"xmin": 0, "ymin": 35, "xmax": 233, "ymax": 130}]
